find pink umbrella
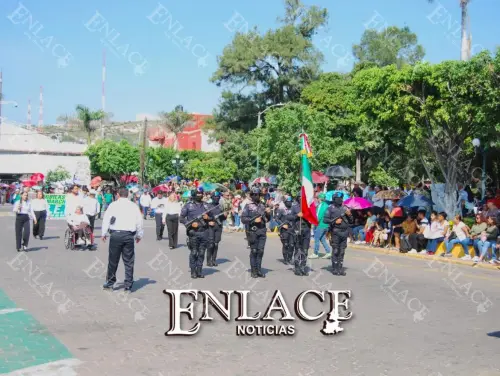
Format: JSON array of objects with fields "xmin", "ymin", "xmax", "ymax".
[
  {"xmin": 343, "ymin": 197, "xmax": 372, "ymax": 210},
  {"xmin": 312, "ymin": 171, "xmax": 329, "ymax": 184},
  {"xmin": 252, "ymin": 177, "xmax": 270, "ymax": 185},
  {"xmin": 152, "ymin": 184, "xmax": 169, "ymax": 194}
]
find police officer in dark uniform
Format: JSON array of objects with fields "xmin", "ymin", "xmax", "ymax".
[
  {"xmin": 241, "ymin": 187, "xmax": 271, "ymax": 278},
  {"xmin": 291, "ymin": 192, "xmax": 312, "ymax": 276},
  {"xmin": 323, "ymin": 194, "xmax": 353, "ymax": 276},
  {"xmin": 179, "ymin": 187, "xmax": 212, "ymax": 279},
  {"xmin": 276, "ymin": 196, "xmax": 296, "ymax": 265},
  {"xmin": 206, "ymin": 191, "xmax": 227, "ymax": 267}
]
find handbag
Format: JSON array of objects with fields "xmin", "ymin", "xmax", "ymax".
[{"xmin": 448, "ymin": 231, "xmax": 457, "ymax": 241}]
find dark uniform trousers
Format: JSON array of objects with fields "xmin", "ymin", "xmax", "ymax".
[
  {"xmin": 165, "ymin": 214, "xmax": 179, "ymax": 248},
  {"xmin": 33, "ymin": 210, "xmax": 47, "ymax": 237},
  {"xmin": 279, "ymin": 230, "xmax": 295, "ymax": 263},
  {"xmin": 248, "ymin": 228, "xmax": 267, "ymax": 270},
  {"xmin": 15, "ymin": 213, "xmax": 30, "ymax": 250},
  {"xmin": 294, "ymin": 228, "xmax": 311, "ymax": 270},
  {"xmin": 188, "ymin": 229, "xmax": 208, "ymax": 270},
  {"xmin": 106, "ymin": 231, "xmax": 136, "ymax": 289},
  {"xmin": 155, "ymin": 213, "xmax": 165, "ymax": 239},
  {"xmin": 207, "ymin": 225, "xmax": 222, "ymax": 265},
  {"xmin": 330, "ymin": 229, "xmax": 349, "ymax": 269}
]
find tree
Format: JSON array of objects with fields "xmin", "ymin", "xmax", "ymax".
[
  {"xmin": 158, "ymin": 105, "xmax": 193, "ymax": 150},
  {"xmin": 352, "ymin": 26, "xmax": 425, "ymax": 68},
  {"xmin": 352, "ymin": 50, "xmax": 500, "ymax": 216},
  {"xmin": 58, "ymin": 105, "xmax": 106, "ymax": 145},
  {"xmin": 45, "ymin": 165, "xmax": 70, "ymax": 184},
  {"xmin": 218, "ymin": 130, "xmax": 257, "ymax": 181},
  {"xmin": 183, "ymin": 157, "xmax": 237, "ymax": 183},
  {"xmin": 210, "ymin": 0, "xmax": 328, "ymax": 133}
]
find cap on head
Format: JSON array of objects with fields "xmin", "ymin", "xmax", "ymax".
[{"xmin": 285, "ymin": 196, "xmax": 293, "ymax": 202}]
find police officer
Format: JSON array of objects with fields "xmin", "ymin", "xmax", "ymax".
[
  {"xmin": 180, "ymin": 187, "xmax": 212, "ymax": 279},
  {"xmin": 241, "ymin": 187, "xmax": 271, "ymax": 278},
  {"xmin": 276, "ymin": 196, "xmax": 296, "ymax": 265},
  {"xmin": 206, "ymin": 191, "xmax": 227, "ymax": 267},
  {"xmin": 323, "ymin": 194, "xmax": 353, "ymax": 276},
  {"xmin": 291, "ymin": 192, "xmax": 312, "ymax": 276},
  {"xmin": 101, "ymin": 188, "xmax": 144, "ymax": 292}
]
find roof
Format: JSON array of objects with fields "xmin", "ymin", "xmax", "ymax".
[
  {"xmin": 0, "ymin": 121, "xmax": 87, "ymax": 155},
  {"xmin": 147, "ymin": 114, "xmax": 213, "ymax": 143},
  {"xmin": 0, "ymin": 153, "xmax": 89, "ymax": 175}
]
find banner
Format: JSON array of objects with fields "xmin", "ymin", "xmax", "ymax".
[{"xmin": 46, "ymin": 194, "xmax": 66, "ymax": 219}]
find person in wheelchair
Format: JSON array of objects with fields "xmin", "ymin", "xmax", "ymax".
[{"xmin": 67, "ymin": 206, "xmax": 91, "ymax": 246}]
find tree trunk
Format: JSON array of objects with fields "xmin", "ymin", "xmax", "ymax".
[
  {"xmin": 87, "ymin": 132, "xmax": 91, "ymax": 145},
  {"xmin": 355, "ymin": 151, "xmax": 361, "ymax": 181},
  {"xmin": 460, "ymin": 0, "xmax": 469, "ymax": 61}
]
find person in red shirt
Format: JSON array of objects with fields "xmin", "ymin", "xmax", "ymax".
[{"xmin": 389, "ymin": 199, "xmax": 405, "ymax": 249}]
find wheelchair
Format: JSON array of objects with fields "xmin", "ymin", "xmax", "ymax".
[{"xmin": 64, "ymin": 224, "xmax": 94, "ymax": 250}]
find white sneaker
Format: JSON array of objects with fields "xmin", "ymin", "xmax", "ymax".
[
  {"xmin": 354, "ymin": 241, "xmax": 361, "ymax": 245},
  {"xmin": 489, "ymin": 259, "xmax": 497, "ymax": 264},
  {"xmin": 77, "ymin": 238, "xmax": 85, "ymax": 245},
  {"xmin": 308, "ymin": 254, "xmax": 319, "ymax": 259},
  {"xmin": 461, "ymin": 255, "xmax": 472, "ymax": 261},
  {"xmin": 419, "ymin": 251, "xmax": 429, "ymax": 255},
  {"xmin": 361, "ymin": 241, "xmax": 366, "ymax": 244},
  {"xmin": 472, "ymin": 256, "xmax": 480, "ymax": 263},
  {"xmin": 347, "ymin": 238, "xmax": 351, "ymax": 243},
  {"xmin": 408, "ymin": 249, "xmax": 418, "ymax": 254}
]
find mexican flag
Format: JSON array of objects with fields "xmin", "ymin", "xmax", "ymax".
[{"xmin": 299, "ymin": 133, "xmax": 319, "ymax": 226}]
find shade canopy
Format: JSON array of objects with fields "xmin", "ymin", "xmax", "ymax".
[
  {"xmin": 324, "ymin": 165, "xmax": 354, "ymax": 178},
  {"xmin": 312, "ymin": 171, "xmax": 329, "ymax": 184}
]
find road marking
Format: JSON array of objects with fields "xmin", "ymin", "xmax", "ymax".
[
  {"xmin": 4, "ymin": 358, "xmax": 82, "ymax": 376},
  {"xmin": 0, "ymin": 308, "xmax": 24, "ymax": 315}
]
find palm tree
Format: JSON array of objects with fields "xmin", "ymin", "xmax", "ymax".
[
  {"xmin": 158, "ymin": 105, "xmax": 193, "ymax": 150},
  {"xmin": 58, "ymin": 105, "xmax": 106, "ymax": 145},
  {"xmin": 427, "ymin": 0, "xmax": 471, "ymax": 61}
]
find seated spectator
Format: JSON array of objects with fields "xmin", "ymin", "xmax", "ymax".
[
  {"xmin": 351, "ymin": 210, "xmax": 366, "ymax": 243},
  {"xmin": 469, "ymin": 214, "xmax": 487, "ymax": 253},
  {"xmin": 400, "ymin": 214, "xmax": 417, "ymax": 252},
  {"xmin": 354, "ymin": 209, "xmax": 376, "ymax": 244},
  {"xmin": 443, "ymin": 215, "xmax": 471, "ymax": 260},
  {"xmin": 372, "ymin": 212, "xmax": 392, "ymax": 247},
  {"xmin": 423, "ymin": 211, "xmax": 448, "ymax": 255},
  {"xmin": 67, "ymin": 206, "xmax": 91, "ymax": 245},
  {"xmin": 473, "ymin": 216, "xmax": 499, "ymax": 264},
  {"xmin": 408, "ymin": 210, "xmax": 429, "ymax": 254}
]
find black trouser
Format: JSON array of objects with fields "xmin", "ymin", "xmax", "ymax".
[
  {"xmin": 408, "ymin": 233, "xmax": 427, "ymax": 251},
  {"xmin": 248, "ymin": 228, "xmax": 267, "ymax": 271},
  {"xmin": 106, "ymin": 231, "xmax": 135, "ymax": 289},
  {"xmin": 33, "ymin": 210, "xmax": 47, "ymax": 237},
  {"xmin": 188, "ymin": 229, "xmax": 208, "ymax": 270},
  {"xmin": 279, "ymin": 230, "xmax": 295, "ymax": 262},
  {"xmin": 294, "ymin": 229, "xmax": 311, "ymax": 270},
  {"xmin": 87, "ymin": 214, "xmax": 96, "ymax": 232},
  {"xmin": 155, "ymin": 213, "xmax": 165, "ymax": 239},
  {"xmin": 15, "ymin": 214, "xmax": 30, "ymax": 250},
  {"xmin": 330, "ymin": 230, "xmax": 349, "ymax": 268},
  {"xmin": 165, "ymin": 214, "xmax": 179, "ymax": 248},
  {"xmin": 207, "ymin": 225, "xmax": 222, "ymax": 264}
]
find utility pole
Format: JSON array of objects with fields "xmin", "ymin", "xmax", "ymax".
[{"xmin": 139, "ymin": 118, "xmax": 148, "ymax": 186}]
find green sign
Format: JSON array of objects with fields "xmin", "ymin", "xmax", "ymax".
[{"xmin": 46, "ymin": 194, "xmax": 66, "ymax": 219}]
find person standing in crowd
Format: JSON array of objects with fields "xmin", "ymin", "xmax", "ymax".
[
  {"xmin": 103, "ymin": 189, "xmax": 113, "ymax": 211},
  {"xmin": 96, "ymin": 189, "xmax": 104, "ymax": 220},
  {"xmin": 11, "ymin": 188, "xmax": 20, "ymax": 204},
  {"xmin": 162, "ymin": 191, "xmax": 182, "ymax": 249},
  {"xmin": 352, "ymin": 182, "xmax": 363, "ymax": 198},
  {"xmin": 324, "ymin": 194, "xmax": 353, "ymax": 276},
  {"xmin": 151, "ymin": 191, "xmax": 167, "ymax": 241},
  {"xmin": 180, "ymin": 187, "xmax": 212, "ymax": 279},
  {"xmin": 241, "ymin": 187, "xmax": 271, "ymax": 278},
  {"xmin": 32, "ymin": 190, "xmax": 49, "ymax": 240},
  {"xmin": 310, "ymin": 193, "xmax": 331, "ymax": 259},
  {"xmin": 101, "ymin": 188, "xmax": 143, "ymax": 292},
  {"xmin": 65, "ymin": 185, "xmax": 83, "ymax": 217},
  {"xmin": 290, "ymin": 192, "xmax": 312, "ymax": 276},
  {"xmin": 67, "ymin": 206, "xmax": 91, "ymax": 246},
  {"xmin": 206, "ymin": 191, "xmax": 227, "ymax": 266},
  {"xmin": 83, "ymin": 190, "xmax": 100, "ymax": 234},
  {"xmin": 139, "ymin": 191, "xmax": 152, "ymax": 220},
  {"xmin": 276, "ymin": 196, "xmax": 296, "ymax": 265},
  {"xmin": 13, "ymin": 191, "xmax": 36, "ymax": 252}
]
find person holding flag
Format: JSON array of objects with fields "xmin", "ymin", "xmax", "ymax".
[{"xmin": 295, "ymin": 133, "xmax": 320, "ymax": 276}]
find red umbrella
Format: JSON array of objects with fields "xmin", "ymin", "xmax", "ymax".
[
  {"xmin": 22, "ymin": 180, "xmax": 37, "ymax": 187},
  {"xmin": 30, "ymin": 173, "xmax": 44, "ymax": 183},
  {"xmin": 152, "ymin": 185, "xmax": 169, "ymax": 194},
  {"xmin": 312, "ymin": 171, "xmax": 329, "ymax": 184},
  {"xmin": 90, "ymin": 176, "xmax": 102, "ymax": 188},
  {"xmin": 120, "ymin": 175, "xmax": 138, "ymax": 184}
]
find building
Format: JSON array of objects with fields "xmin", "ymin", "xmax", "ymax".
[
  {"xmin": 147, "ymin": 113, "xmax": 220, "ymax": 152},
  {"xmin": 0, "ymin": 120, "xmax": 89, "ymax": 182}
]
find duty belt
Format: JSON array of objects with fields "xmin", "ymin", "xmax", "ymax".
[{"xmin": 109, "ymin": 230, "xmax": 136, "ymax": 235}]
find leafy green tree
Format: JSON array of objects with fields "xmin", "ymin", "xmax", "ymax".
[
  {"xmin": 58, "ymin": 105, "xmax": 106, "ymax": 145},
  {"xmin": 86, "ymin": 140, "xmax": 139, "ymax": 183},
  {"xmin": 158, "ymin": 105, "xmax": 193, "ymax": 150},
  {"xmin": 368, "ymin": 164, "xmax": 400, "ymax": 187},
  {"xmin": 218, "ymin": 130, "xmax": 257, "ymax": 181},
  {"xmin": 145, "ymin": 147, "xmax": 177, "ymax": 185},
  {"xmin": 45, "ymin": 165, "xmax": 71, "ymax": 184},
  {"xmin": 183, "ymin": 157, "xmax": 237, "ymax": 183},
  {"xmin": 352, "ymin": 26, "xmax": 425, "ymax": 69}
]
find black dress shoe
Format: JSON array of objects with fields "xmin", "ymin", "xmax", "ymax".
[
  {"xmin": 102, "ymin": 284, "xmax": 113, "ymax": 291},
  {"xmin": 197, "ymin": 268, "xmax": 205, "ymax": 278},
  {"xmin": 191, "ymin": 270, "xmax": 198, "ymax": 279},
  {"xmin": 301, "ymin": 268, "xmax": 309, "ymax": 276},
  {"xmin": 294, "ymin": 269, "xmax": 302, "ymax": 276},
  {"xmin": 17, "ymin": 249, "xmax": 21, "ymax": 252},
  {"xmin": 124, "ymin": 288, "xmax": 132, "ymax": 294},
  {"xmin": 39, "ymin": 236, "xmax": 43, "ymax": 240}
]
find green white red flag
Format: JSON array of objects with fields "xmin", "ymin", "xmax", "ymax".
[{"xmin": 299, "ymin": 133, "xmax": 319, "ymax": 226}]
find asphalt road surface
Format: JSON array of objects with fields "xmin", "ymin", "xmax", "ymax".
[{"xmin": 0, "ymin": 213, "xmax": 499, "ymax": 376}]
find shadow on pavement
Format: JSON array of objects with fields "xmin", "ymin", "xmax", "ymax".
[
  {"xmin": 40, "ymin": 236, "xmax": 60, "ymax": 240},
  {"xmin": 487, "ymin": 331, "xmax": 500, "ymax": 338},
  {"xmin": 215, "ymin": 258, "xmax": 230, "ymax": 265},
  {"xmin": 27, "ymin": 246, "xmax": 49, "ymax": 252},
  {"xmin": 114, "ymin": 278, "xmax": 157, "ymax": 292},
  {"xmin": 203, "ymin": 268, "xmax": 220, "ymax": 276}
]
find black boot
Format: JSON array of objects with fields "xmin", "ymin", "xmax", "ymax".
[
  {"xmin": 212, "ymin": 244, "xmax": 219, "ymax": 266},
  {"xmin": 251, "ymin": 267, "xmax": 258, "ymax": 278},
  {"xmin": 191, "ymin": 269, "xmax": 198, "ymax": 279},
  {"xmin": 197, "ymin": 267, "xmax": 205, "ymax": 278},
  {"xmin": 331, "ymin": 261, "xmax": 339, "ymax": 275},
  {"xmin": 256, "ymin": 256, "xmax": 265, "ymax": 278},
  {"xmin": 206, "ymin": 248, "xmax": 213, "ymax": 266},
  {"xmin": 301, "ymin": 266, "xmax": 309, "ymax": 276},
  {"xmin": 338, "ymin": 262, "xmax": 346, "ymax": 276}
]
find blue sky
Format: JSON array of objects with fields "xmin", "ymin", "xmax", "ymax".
[{"xmin": 0, "ymin": 0, "xmax": 498, "ymax": 124}]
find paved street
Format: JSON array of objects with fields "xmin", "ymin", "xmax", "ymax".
[{"xmin": 0, "ymin": 213, "xmax": 499, "ymax": 376}]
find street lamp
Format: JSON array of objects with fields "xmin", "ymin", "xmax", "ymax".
[
  {"xmin": 256, "ymin": 103, "xmax": 285, "ymax": 177},
  {"xmin": 472, "ymin": 138, "xmax": 486, "ymax": 200},
  {"xmin": 171, "ymin": 153, "xmax": 184, "ymax": 177}
]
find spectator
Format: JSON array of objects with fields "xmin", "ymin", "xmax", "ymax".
[
  {"xmin": 423, "ymin": 211, "xmax": 448, "ymax": 255},
  {"xmin": 469, "ymin": 214, "xmax": 487, "ymax": 254},
  {"xmin": 485, "ymin": 202, "xmax": 499, "ymax": 224},
  {"xmin": 473, "ymin": 216, "xmax": 499, "ymax": 264},
  {"xmin": 139, "ymin": 191, "xmax": 152, "ymax": 220},
  {"xmin": 372, "ymin": 186, "xmax": 384, "ymax": 209},
  {"xmin": 443, "ymin": 215, "xmax": 471, "ymax": 260},
  {"xmin": 372, "ymin": 212, "xmax": 392, "ymax": 247},
  {"xmin": 400, "ymin": 214, "xmax": 417, "ymax": 252},
  {"xmin": 309, "ymin": 193, "xmax": 331, "ymax": 259},
  {"xmin": 389, "ymin": 199, "xmax": 405, "ymax": 249},
  {"xmin": 352, "ymin": 182, "xmax": 363, "ymax": 198},
  {"xmin": 408, "ymin": 210, "xmax": 429, "ymax": 254},
  {"xmin": 232, "ymin": 194, "xmax": 242, "ymax": 229}
]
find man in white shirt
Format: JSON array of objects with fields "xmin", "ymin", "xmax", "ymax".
[
  {"xmin": 65, "ymin": 185, "xmax": 83, "ymax": 217},
  {"xmin": 407, "ymin": 210, "xmax": 429, "ymax": 254},
  {"xmin": 83, "ymin": 190, "xmax": 101, "ymax": 233},
  {"xmin": 151, "ymin": 192, "xmax": 168, "ymax": 241},
  {"xmin": 139, "ymin": 191, "xmax": 152, "ymax": 220},
  {"xmin": 101, "ymin": 188, "xmax": 144, "ymax": 292},
  {"xmin": 67, "ymin": 206, "xmax": 91, "ymax": 245}
]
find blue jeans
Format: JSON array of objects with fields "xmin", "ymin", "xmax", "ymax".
[
  {"xmin": 445, "ymin": 238, "xmax": 470, "ymax": 255},
  {"xmin": 426, "ymin": 237, "xmax": 444, "ymax": 253},
  {"xmin": 233, "ymin": 213, "xmax": 241, "ymax": 227},
  {"xmin": 314, "ymin": 227, "xmax": 331, "ymax": 254},
  {"xmin": 352, "ymin": 226, "xmax": 365, "ymax": 241},
  {"xmin": 477, "ymin": 240, "xmax": 497, "ymax": 259},
  {"xmin": 141, "ymin": 206, "xmax": 150, "ymax": 219}
]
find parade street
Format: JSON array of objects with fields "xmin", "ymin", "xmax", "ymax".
[{"xmin": 0, "ymin": 213, "xmax": 499, "ymax": 376}]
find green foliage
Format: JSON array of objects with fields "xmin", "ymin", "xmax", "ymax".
[
  {"xmin": 86, "ymin": 140, "xmax": 139, "ymax": 181},
  {"xmin": 369, "ymin": 164, "xmax": 400, "ymax": 187},
  {"xmin": 219, "ymin": 130, "xmax": 257, "ymax": 181},
  {"xmin": 59, "ymin": 105, "xmax": 106, "ymax": 145},
  {"xmin": 183, "ymin": 157, "xmax": 237, "ymax": 183},
  {"xmin": 45, "ymin": 166, "xmax": 71, "ymax": 184},
  {"xmin": 145, "ymin": 147, "xmax": 177, "ymax": 185},
  {"xmin": 352, "ymin": 26, "xmax": 425, "ymax": 68},
  {"xmin": 158, "ymin": 105, "xmax": 193, "ymax": 149}
]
